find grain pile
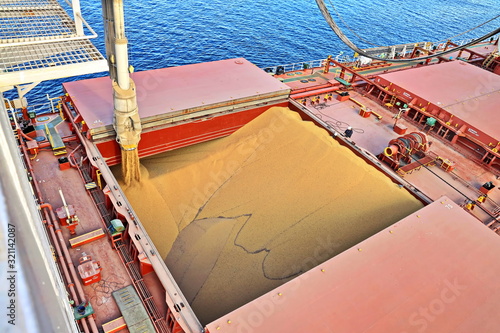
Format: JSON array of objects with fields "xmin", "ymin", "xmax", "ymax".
[{"xmin": 114, "ymin": 106, "xmax": 423, "ymax": 325}]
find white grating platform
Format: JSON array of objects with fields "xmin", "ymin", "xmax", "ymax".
[
  {"xmin": 0, "ymin": 0, "xmax": 108, "ymax": 87},
  {"xmin": 0, "ymin": 0, "xmax": 75, "ymax": 43}
]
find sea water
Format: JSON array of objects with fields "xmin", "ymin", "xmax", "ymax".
[{"xmin": 10, "ymin": 0, "xmax": 499, "ymax": 104}]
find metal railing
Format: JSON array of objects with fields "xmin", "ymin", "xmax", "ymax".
[
  {"xmin": 264, "ymin": 36, "xmax": 498, "ymax": 74},
  {"xmin": 262, "ymin": 53, "xmax": 355, "ymax": 74}
]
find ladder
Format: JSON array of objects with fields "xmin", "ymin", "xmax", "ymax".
[
  {"xmin": 482, "ymin": 52, "xmax": 499, "ymax": 69},
  {"xmin": 385, "ymin": 95, "xmax": 397, "ymax": 107}
]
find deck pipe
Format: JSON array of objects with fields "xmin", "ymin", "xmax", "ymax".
[
  {"xmin": 62, "ymin": 101, "xmax": 103, "ymax": 173},
  {"xmin": 39, "ymin": 205, "xmax": 91, "ymax": 333},
  {"xmin": 17, "ymin": 139, "xmax": 43, "ymax": 199},
  {"xmin": 61, "ymin": 103, "xmax": 98, "ymax": 181},
  {"xmin": 62, "ymin": 102, "xmax": 87, "ymax": 151},
  {"xmin": 20, "ymin": 139, "xmax": 94, "ymax": 333},
  {"xmin": 17, "ymin": 129, "xmax": 97, "ymax": 332},
  {"xmin": 17, "ymin": 128, "xmax": 35, "ymax": 141},
  {"xmin": 67, "ymin": 144, "xmax": 83, "ymax": 168},
  {"xmin": 40, "ymin": 203, "xmax": 99, "ymax": 333},
  {"xmin": 63, "ymin": 102, "xmax": 171, "ymax": 332},
  {"xmin": 21, "ymin": 136, "xmax": 78, "ymax": 151},
  {"xmin": 39, "ymin": 205, "xmax": 78, "ymax": 303}
]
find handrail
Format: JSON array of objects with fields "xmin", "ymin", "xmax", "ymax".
[{"xmin": 264, "ymin": 37, "xmax": 498, "ymax": 74}]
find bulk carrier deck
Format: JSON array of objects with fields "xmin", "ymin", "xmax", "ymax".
[{"xmin": 1, "ymin": 1, "xmax": 500, "ymax": 333}]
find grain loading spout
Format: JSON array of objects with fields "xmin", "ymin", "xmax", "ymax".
[{"xmin": 102, "ymin": 0, "xmax": 141, "ymax": 185}]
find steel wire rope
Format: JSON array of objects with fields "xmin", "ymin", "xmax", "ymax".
[
  {"xmin": 327, "ymin": 0, "xmax": 382, "ymax": 47},
  {"xmin": 434, "ymin": 13, "xmax": 500, "ymax": 43},
  {"xmin": 328, "ymin": 0, "xmax": 500, "ymax": 47},
  {"xmin": 313, "ymin": 103, "xmax": 364, "ymax": 134},
  {"xmin": 315, "ymin": 0, "xmax": 500, "ymax": 63},
  {"xmin": 407, "ymin": 152, "xmax": 499, "ymax": 224}
]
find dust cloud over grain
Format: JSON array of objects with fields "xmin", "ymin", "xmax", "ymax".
[{"xmin": 114, "ymin": 107, "xmax": 423, "ymax": 325}]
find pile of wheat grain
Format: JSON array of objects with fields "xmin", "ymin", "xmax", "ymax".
[{"xmin": 114, "ymin": 106, "xmax": 423, "ymax": 325}]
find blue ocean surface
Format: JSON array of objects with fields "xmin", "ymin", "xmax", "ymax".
[{"xmin": 16, "ymin": 0, "xmax": 500, "ymax": 104}]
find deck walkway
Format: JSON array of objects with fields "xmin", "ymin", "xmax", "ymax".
[
  {"xmin": 112, "ymin": 286, "xmax": 155, "ymax": 333},
  {"xmin": 287, "ymin": 86, "xmax": 500, "ymax": 226}
]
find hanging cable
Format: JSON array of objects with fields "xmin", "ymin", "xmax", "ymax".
[
  {"xmin": 328, "ymin": 0, "xmax": 500, "ymax": 47},
  {"xmin": 327, "ymin": 0, "xmax": 382, "ymax": 47},
  {"xmin": 434, "ymin": 13, "xmax": 500, "ymax": 43},
  {"xmin": 316, "ymin": 0, "xmax": 500, "ymax": 63}
]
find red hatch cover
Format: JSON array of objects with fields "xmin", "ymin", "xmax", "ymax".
[
  {"xmin": 378, "ymin": 61, "xmax": 500, "ymax": 140},
  {"xmin": 206, "ymin": 196, "xmax": 500, "ymax": 333},
  {"xmin": 62, "ymin": 58, "xmax": 290, "ymax": 135}
]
